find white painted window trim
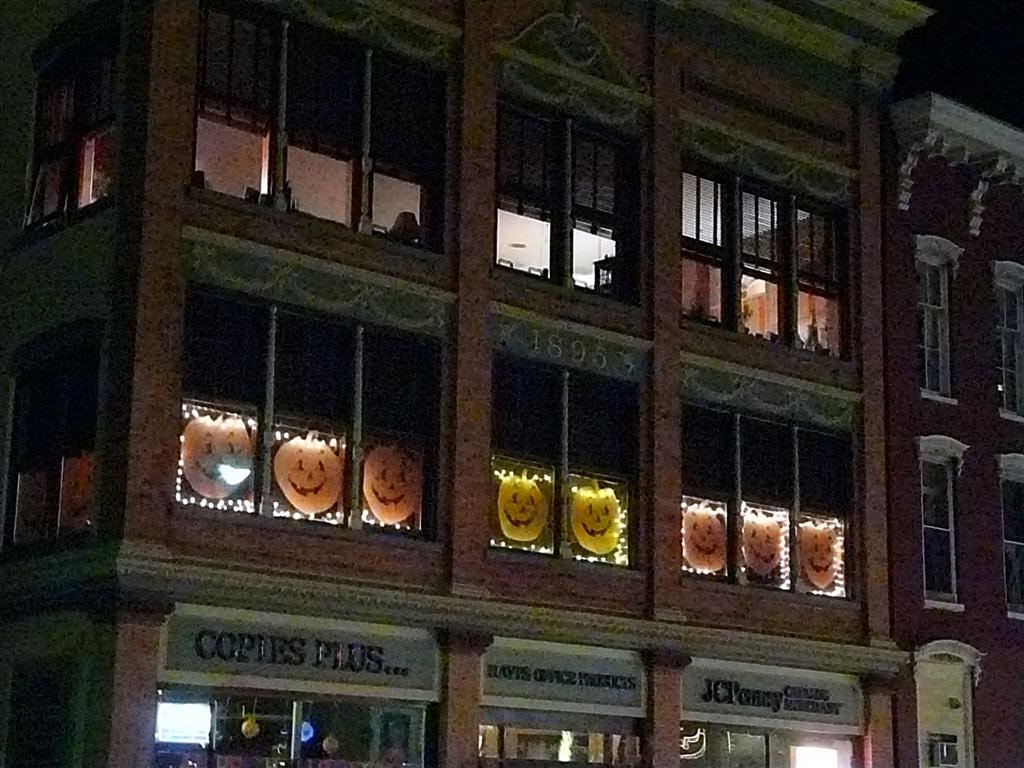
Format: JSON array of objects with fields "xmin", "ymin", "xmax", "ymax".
[
  {"xmin": 999, "ymin": 454, "xmax": 1024, "ymax": 613},
  {"xmin": 995, "ymin": 262, "xmax": 1024, "ymax": 414},
  {"xmin": 921, "ymin": 389, "xmax": 959, "ymax": 406},
  {"xmin": 915, "ymin": 639, "xmax": 983, "ymax": 768},
  {"xmin": 916, "ymin": 236, "xmax": 961, "ymax": 398},
  {"xmin": 919, "ymin": 436, "xmax": 968, "ymax": 604}
]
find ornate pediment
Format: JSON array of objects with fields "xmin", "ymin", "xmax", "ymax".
[{"xmin": 498, "ymin": 8, "xmax": 649, "ymax": 131}]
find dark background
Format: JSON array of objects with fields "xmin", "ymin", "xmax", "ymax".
[{"xmin": 897, "ymin": 1, "xmax": 1024, "ymax": 128}]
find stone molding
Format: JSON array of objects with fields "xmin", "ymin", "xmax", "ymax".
[
  {"xmin": 0, "ymin": 541, "xmax": 908, "ymax": 678},
  {"xmin": 679, "ymin": 110, "xmax": 855, "ymax": 204},
  {"xmin": 916, "ymin": 639, "xmax": 985, "ymax": 687},
  {"xmin": 915, "ymin": 234, "xmax": 963, "ymax": 272},
  {"xmin": 918, "ymin": 434, "xmax": 969, "ymax": 476},
  {"xmin": 892, "ymin": 94, "xmax": 1024, "ymax": 234}
]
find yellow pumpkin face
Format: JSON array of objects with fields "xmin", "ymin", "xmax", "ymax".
[
  {"xmin": 571, "ymin": 486, "xmax": 621, "ymax": 556},
  {"xmin": 60, "ymin": 452, "xmax": 95, "ymax": 528},
  {"xmin": 682, "ymin": 502, "xmax": 726, "ymax": 573},
  {"xmin": 798, "ymin": 520, "xmax": 840, "ymax": 590},
  {"xmin": 742, "ymin": 512, "xmax": 783, "ymax": 577},
  {"xmin": 362, "ymin": 442, "xmax": 421, "ymax": 526},
  {"xmin": 273, "ymin": 434, "xmax": 343, "ymax": 515},
  {"xmin": 181, "ymin": 414, "xmax": 254, "ymax": 499},
  {"xmin": 497, "ymin": 473, "xmax": 549, "ymax": 542}
]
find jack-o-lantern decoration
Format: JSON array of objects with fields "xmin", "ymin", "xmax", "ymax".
[
  {"xmin": 742, "ymin": 511, "xmax": 783, "ymax": 578},
  {"xmin": 682, "ymin": 502, "xmax": 726, "ymax": 573},
  {"xmin": 362, "ymin": 442, "xmax": 421, "ymax": 526},
  {"xmin": 181, "ymin": 414, "xmax": 254, "ymax": 499},
  {"xmin": 273, "ymin": 434, "xmax": 343, "ymax": 515},
  {"xmin": 571, "ymin": 485, "xmax": 622, "ymax": 556},
  {"xmin": 496, "ymin": 472, "xmax": 549, "ymax": 542},
  {"xmin": 798, "ymin": 520, "xmax": 840, "ymax": 590},
  {"xmin": 240, "ymin": 714, "xmax": 260, "ymax": 739},
  {"xmin": 60, "ymin": 452, "xmax": 95, "ymax": 528}
]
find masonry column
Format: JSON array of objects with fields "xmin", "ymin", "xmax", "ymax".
[
  {"xmin": 853, "ymin": 87, "xmax": 891, "ymax": 642},
  {"xmin": 103, "ymin": 0, "xmax": 199, "ymax": 542},
  {"xmin": 646, "ymin": 650, "xmax": 689, "ymax": 768},
  {"xmin": 447, "ymin": 0, "xmax": 497, "ymax": 595},
  {"xmin": 862, "ymin": 676, "xmax": 898, "ymax": 768},
  {"xmin": 646, "ymin": 15, "xmax": 684, "ymax": 616},
  {"xmin": 438, "ymin": 630, "xmax": 491, "ymax": 768},
  {"xmin": 105, "ymin": 610, "xmax": 165, "ymax": 768}
]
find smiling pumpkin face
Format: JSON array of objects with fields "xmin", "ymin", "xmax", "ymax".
[
  {"xmin": 362, "ymin": 442, "xmax": 422, "ymax": 526},
  {"xmin": 742, "ymin": 512, "xmax": 783, "ymax": 578},
  {"xmin": 181, "ymin": 414, "xmax": 254, "ymax": 499},
  {"xmin": 497, "ymin": 473, "xmax": 549, "ymax": 542},
  {"xmin": 273, "ymin": 434, "xmax": 343, "ymax": 515},
  {"xmin": 571, "ymin": 486, "xmax": 622, "ymax": 556},
  {"xmin": 682, "ymin": 502, "xmax": 726, "ymax": 573},
  {"xmin": 798, "ymin": 520, "xmax": 839, "ymax": 590}
]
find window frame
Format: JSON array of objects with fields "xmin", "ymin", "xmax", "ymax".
[
  {"xmin": 915, "ymin": 235, "xmax": 962, "ymax": 398},
  {"xmin": 191, "ymin": 3, "xmax": 448, "ymax": 252},
  {"xmin": 679, "ymin": 164, "xmax": 847, "ymax": 358},
  {"xmin": 25, "ymin": 35, "xmax": 118, "ymax": 229},
  {"xmin": 918, "ymin": 435, "xmax": 968, "ymax": 604},
  {"xmin": 494, "ymin": 100, "xmax": 639, "ymax": 302},
  {"xmin": 995, "ymin": 261, "xmax": 1024, "ymax": 415},
  {"xmin": 680, "ymin": 168, "xmax": 729, "ymax": 324},
  {"xmin": 999, "ymin": 453, "xmax": 1024, "ymax": 612}
]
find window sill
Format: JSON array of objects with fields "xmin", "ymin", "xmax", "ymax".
[
  {"xmin": 487, "ymin": 544, "xmax": 641, "ymax": 578},
  {"xmin": 1000, "ymin": 408, "xmax": 1024, "ymax": 424},
  {"xmin": 679, "ymin": 571, "xmax": 856, "ymax": 606},
  {"xmin": 1007, "ymin": 609, "xmax": 1024, "ymax": 621},
  {"xmin": 924, "ymin": 598, "xmax": 965, "ymax": 612},
  {"xmin": 921, "ymin": 389, "xmax": 958, "ymax": 406},
  {"xmin": 10, "ymin": 196, "xmax": 116, "ymax": 254}
]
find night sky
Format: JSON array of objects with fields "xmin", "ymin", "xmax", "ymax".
[{"xmin": 897, "ymin": 0, "xmax": 1024, "ymax": 128}]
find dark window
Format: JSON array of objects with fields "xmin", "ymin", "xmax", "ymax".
[
  {"xmin": 274, "ymin": 311, "xmax": 351, "ymax": 423},
  {"xmin": 798, "ymin": 429, "xmax": 852, "ymax": 514},
  {"xmin": 495, "ymin": 102, "xmax": 639, "ymax": 302},
  {"xmin": 740, "ymin": 417, "xmax": 793, "ymax": 507},
  {"xmin": 26, "ymin": 41, "xmax": 117, "ymax": 227},
  {"xmin": 492, "ymin": 355, "xmax": 562, "ymax": 465},
  {"xmin": 568, "ymin": 371, "xmax": 636, "ymax": 478},
  {"xmin": 6, "ymin": 340, "xmax": 99, "ymax": 546},
  {"xmin": 1003, "ymin": 480, "xmax": 1024, "ymax": 609},
  {"xmin": 680, "ymin": 404, "xmax": 734, "ymax": 497},
  {"xmin": 6, "ymin": 666, "xmax": 74, "ymax": 767},
  {"xmin": 921, "ymin": 460, "xmax": 955, "ymax": 598}
]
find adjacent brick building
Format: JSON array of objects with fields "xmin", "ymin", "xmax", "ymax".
[{"xmin": 0, "ymin": 1, "xmax": 929, "ymax": 767}]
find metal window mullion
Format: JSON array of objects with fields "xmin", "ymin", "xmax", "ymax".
[
  {"xmin": 349, "ymin": 324, "xmax": 365, "ymax": 528},
  {"xmin": 358, "ymin": 50, "xmax": 373, "ymax": 235},
  {"xmin": 258, "ymin": 305, "xmax": 278, "ymax": 517},
  {"xmin": 272, "ymin": 19, "xmax": 289, "ymax": 210},
  {"xmin": 791, "ymin": 425, "xmax": 799, "ymax": 593},
  {"xmin": 226, "ymin": 15, "xmax": 237, "ymax": 123},
  {"xmin": 558, "ymin": 370, "xmax": 570, "ymax": 558},
  {"xmin": 730, "ymin": 413, "xmax": 742, "ymax": 582}
]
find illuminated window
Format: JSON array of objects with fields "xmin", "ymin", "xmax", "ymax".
[
  {"xmin": 25, "ymin": 40, "xmax": 117, "ymax": 227},
  {"xmin": 479, "ymin": 722, "xmax": 640, "ymax": 765},
  {"xmin": 796, "ymin": 208, "xmax": 842, "ymax": 356},
  {"xmin": 679, "ymin": 724, "xmax": 853, "ymax": 768},
  {"xmin": 679, "ymin": 406, "xmax": 850, "ymax": 597},
  {"xmin": 495, "ymin": 102, "xmax": 639, "ymax": 302},
  {"xmin": 681, "ymin": 173, "xmax": 724, "ymax": 323},
  {"xmin": 741, "ymin": 191, "xmax": 782, "ymax": 340},
  {"xmin": 177, "ymin": 287, "xmax": 439, "ymax": 537},
  {"xmin": 491, "ymin": 356, "xmax": 636, "ymax": 566},
  {"xmin": 6, "ymin": 335, "xmax": 100, "ymax": 547}
]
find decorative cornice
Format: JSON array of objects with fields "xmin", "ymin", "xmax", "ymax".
[
  {"xmin": 805, "ymin": 0, "xmax": 934, "ymax": 38},
  {"xmin": 680, "ymin": 110, "xmax": 855, "ymax": 204},
  {"xmin": 915, "ymin": 639, "xmax": 985, "ymax": 687},
  {"xmin": 183, "ymin": 227, "xmax": 453, "ymax": 338},
  {"xmin": 497, "ymin": 11, "xmax": 650, "ymax": 131},
  {"xmin": 915, "ymin": 234, "xmax": 963, "ymax": 272},
  {"xmin": 892, "ymin": 94, "xmax": 1024, "ymax": 223},
  {"xmin": 492, "ymin": 303, "xmax": 649, "ymax": 382},
  {"xmin": 680, "ymin": 351, "xmax": 859, "ymax": 430},
  {"xmin": 280, "ymin": 0, "xmax": 460, "ymax": 63},
  {"xmin": 918, "ymin": 434, "xmax": 969, "ymax": 475},
  {"xmin": 994, "ymin": 260, "xmax": 1024, "ymax": 290}
]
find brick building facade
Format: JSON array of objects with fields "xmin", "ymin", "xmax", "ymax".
[{"xmin": 0, "ymin": 1, "xmax": 929, "ymax": 767}]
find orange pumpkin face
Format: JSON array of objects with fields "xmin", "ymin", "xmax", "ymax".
[
  {"xmin": 571, "ymin": 485, "xmax": 622, "ymax": 556},
  {"xmin": 273, "ymin": 434, "xmax": 343, "ymax": 515},
  {"xmin": 682, "ymin": 501, "xmax": 726, "ymax": 573},
  {"xmin": 742, "ymin": 511, "xmax": 783, "ymax": 577},
  {"xmin": 60, "ymin": 452, "xmax": 95, "ymax": 528},
  {"xmin": 181, "ymin": 414, "xmax": 254, "ymax": 499},
  {"xmin": 497, "ymin": 473, "xmax": 549, "ymax": 542},
  {"xmin": 798, "ymin": 520, "xmax": 840, "ymax": 590},
  {"xmin": 362, "ymin": 442, "xmax": 421, "ymax": 526}
]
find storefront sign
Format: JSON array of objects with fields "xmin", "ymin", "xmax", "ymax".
[
  {"xmin": 482, "ymin": 638, "xmax": 644, "ymax": 717},
  {"xmin": 161, "ymin": 605, "xmax": 439, "ymax": 701},
  {"xmin": 680, "ymin": 660, "xmax": 862, "ymax": 734}
]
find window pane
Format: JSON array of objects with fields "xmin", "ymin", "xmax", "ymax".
[
  {"xmin": 200, "ymin": 11, "xmax": 273, "ymax": 124},
  {"xmin": 681, "ymin": 258, "xmax": 721, "ymax": 323},
  {"xmin": 798, "ymin": 430, "xmax": 852, "ymax": 514},
  {"xmin": 568, "ymin": 372, "xmax": 637, "ymax": 477},
  {"xmin": 1006, "ymin": 542, "xmax": 1024, "ymax": 608},
  {"xmin": 212, "ymin": 695, "xmax": 291, "ymax": 758},
  {"xmin": 681, "ymin": 496, "xmax": 728, "ymax": 576},
  {"xmin": 921, "ymin": 461, "xmax": 951, "ymax": 528},
  {"xmin": 740, "ymin": 418, "xmax": 793, "ymax": 506},
  {"xmin": 740, "ymin": 502, "xmax": 791, "ymax": 589},
  {"xmin": 372, "ymin": 172, "xmax": 423, "ymax": 244},
  {"xmin": 286, "ymin": 146, "xmax": 352, "ymax": 224},
  {"xmin": 742, "ymin": 192, "xmax": 778, "ymax": 261},
  {"xmin": 371, "ymin": 53, "xmax": 446, "ymax": 179},
  {"xmin": 492, "ymin": 456, "xmax": 555, "ymax": 554},
  {"xmin": 177, "ymin": 401, "xmax": 257, "ymax": 512},
  {"xmin": 77, "ymin": 124, "xmax": 116, "ymax": 208},
  {"xmin": 741, "ymin": 276, "xmax": 779, "ymax": 340},
  {"xmin": 497, "ymin": 105, "xmax": 555, "ymax": 213},
  {"xmin": 480, "ymin": 722, "xmax": 640, "ymax": 765},
  {"xmin": 796, "ymin": 208, "xmax": 835, "ymax": 281},
  {"xmin": 6, "ymin": 667, "xmax": 73, "ymax": 767},
  {"xmin": 797, "ymin": 291, "xmax": 841, "ymax": 356},
  {"xmin": 796, "ymin": 514, "xmax": 845, "ymax": 597},
  {"xmin": 300, "ymin": 701, "xmax": 425, "ymax": 766},
  {"xmin": 495, "ymin": 208, "xmax": 551, "ymax": 277},
  {"xmin": 924, "ymin": 527, "xmax": 953, "ymax": 595},
  {"xmin": 1004, "ymin": 481, "xmax": 1024, "ymax": 543},
  {"xmin": 493, "ymin": 356, "xmax": 562, "ymax": 464},
  {"xmin": 194, "ymin": 115, "xmax": 269, "ymax": 198},
  {"xmin": 565, "ymin": 473, "xmax": 630, "ymax": 566},
  {"xmin": 681, "ymin": 405, "xmax": 734, "ymax": 497},
  {"xmin": 729, "ymin": 731, "xmax": 768, "ymax": 768},
  {"xmin": 571, "ymin": 224, "xmax": 616, "ymax": 291}
]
